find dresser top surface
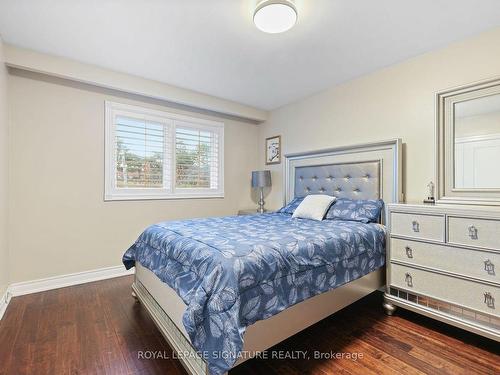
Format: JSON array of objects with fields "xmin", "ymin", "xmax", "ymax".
[{"xmin": 387, "ymin": 202, "xmax": 500, "ymax": 217}]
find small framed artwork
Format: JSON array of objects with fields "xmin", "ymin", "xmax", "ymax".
[{"xmin": 265, "ymin": 135, "xmax": 281, "ymax": 165}]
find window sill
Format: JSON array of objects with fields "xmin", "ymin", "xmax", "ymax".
[{"xmin": 104, "ymin": 192, "xmax": 224, "ymax": 201}]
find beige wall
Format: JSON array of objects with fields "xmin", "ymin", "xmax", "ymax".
[
  {"xmin": 259, "ymin": 27, "xmax": 500, "ymax": 209},
  {"xmin": 0, "ymin": 37, "xmax": 9, "ymax": 296},
  {"xmin": 8, "ymin": 70, "xmax": 259, "ymax": 283}
]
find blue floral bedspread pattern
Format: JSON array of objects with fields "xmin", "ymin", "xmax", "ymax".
[{"xmin": 123, "ymin": 213, "xmax": 386, "ymax": 375}]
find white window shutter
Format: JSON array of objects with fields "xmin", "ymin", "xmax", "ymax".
[{"xmin": 104, "ymin": 101, "xmax": 223, "ymax": 200}]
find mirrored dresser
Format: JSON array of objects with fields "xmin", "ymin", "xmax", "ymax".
[{"xmin": 384, "ymin": 203, "xmax": 500, "ymax": 341}]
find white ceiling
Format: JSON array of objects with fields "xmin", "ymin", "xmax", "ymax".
[{"xmin": 1, "ymin": 0, "xmax": 500, "ymax": 111}]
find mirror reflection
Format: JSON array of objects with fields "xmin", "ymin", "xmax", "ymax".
[{"xmin": 454, "ymin": 93, "xmax": 500, "ymax": 189}]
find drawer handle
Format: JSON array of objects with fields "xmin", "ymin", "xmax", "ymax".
[
  {"xmin": 484, "ymin": 292, "xmax": 495, "ymax": 309},
  {"xmin": 484, "ymin": 259, "xmax": 495, "ymax": 276},
  {"xmin": 412, "ymin": 220, "xmax": 420, "ymax": 233},
  {"xmin": 404, "ymin": 272, "xmax": 413, "ymax": 287},
  {"xmin": 468, "ymin": 225, "xmax": 478, "ymax": 240},
  {"xmin": 405, "ymin": 246, "xmax": 413, "ymax": 258}
]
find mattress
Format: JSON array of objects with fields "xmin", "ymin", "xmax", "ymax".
[{"xmin": 123, "ymin": 213, "xmax": 386, "ymax": 374}]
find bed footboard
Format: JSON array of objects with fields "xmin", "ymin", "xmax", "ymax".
[{"xmin": 132, "ymin": 280, "xmax": 209, "ymax": 375}]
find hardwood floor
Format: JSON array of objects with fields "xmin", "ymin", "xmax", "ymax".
[{"xmin": 0, "ymin": 276, "xmax": 498, "ymax": 375}]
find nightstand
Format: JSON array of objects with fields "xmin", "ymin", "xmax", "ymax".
[{"xmin": 238, "ymin": 209, "xmax": 268, "ymax": 216}]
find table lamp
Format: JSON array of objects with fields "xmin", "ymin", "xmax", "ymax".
[{"xmin": 252, "ymin": 170, "xmax": 272, "ymax": 213}]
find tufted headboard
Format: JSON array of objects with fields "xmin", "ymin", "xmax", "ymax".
[
  {"xmin": 284, "ymin": 139, "xmax": 402, "ymax": 207},
  {"xmin": 294, "ymin": 161, "xmax": 380, "ymax": 200}
]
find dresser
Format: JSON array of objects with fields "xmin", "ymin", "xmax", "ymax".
[{"xmin": 384, "ymin": 203, "xmax": 500, "ymax": 341}]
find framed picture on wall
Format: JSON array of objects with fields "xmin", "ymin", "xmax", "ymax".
[{"xmin": 265, "ymin": 135, "xmax": 281, "ymax": 165}]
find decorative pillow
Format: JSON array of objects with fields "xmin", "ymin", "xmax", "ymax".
[
  {"xmin": 292, "ymin": 195, "xmax": 336, "ymax": 221},
  {"xmin": 277, "ymin": 196, "xmax": 305, "ymax": 214},
  {"xmin": 325, "ymin": 198, "xmax": 384, "ymax": 223}
]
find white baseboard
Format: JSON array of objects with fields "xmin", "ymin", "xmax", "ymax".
[
  {"xmin": 8, "ymin": 265, "xmax": 135, "ymax": 298},
  {"xmin": 0, "ymin": 265, "xmax": 135, "ymax": 320},
  {"xmin": 0, "ymin": 287, "xmax": 12, "ymax": 320}
]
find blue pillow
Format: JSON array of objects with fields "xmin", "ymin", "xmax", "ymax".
[
  {"xmin": 325, "ymin": 198, "xmax": 384, "ymax": 223},
  {"xmin": 277, "ymin": 196, "xmax": 305, "ymax": 214}
]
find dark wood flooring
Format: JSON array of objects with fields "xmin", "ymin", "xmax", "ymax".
[{"xmin": 0, "ymin": 276, "xmax": 498, "ymax": 375}]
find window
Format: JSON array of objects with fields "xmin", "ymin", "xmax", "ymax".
[{"xmin": 105, "ymin": 102, "xmax": 224, "ymax": 200}]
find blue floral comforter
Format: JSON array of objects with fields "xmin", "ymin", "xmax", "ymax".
[{"xmin": 123, "ymin": 213, "xmax": 386, "ymax": 375}]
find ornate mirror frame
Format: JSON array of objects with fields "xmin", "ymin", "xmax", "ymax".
[{"xmin": 436, "ymin": 76, "xmax": 500, "ymax": 206}]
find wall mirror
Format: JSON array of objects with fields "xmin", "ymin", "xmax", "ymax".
[{"xmin": 437, "ymin": 77, "xmax": 500, "ymax": 205}]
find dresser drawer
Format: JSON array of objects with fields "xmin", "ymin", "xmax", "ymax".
[
  {"xmin": 390, "ymin": 263, "xmax": 499, "ymax": 317},
  {"xmin": 391, "ymin": 238, "xmax": 499, "ymax": 284},
  {"xmin": 448, "ymin": 216, "xmax": 500, "ymax": 251},
  {"xmin": 390, "ymin": 212, "xmax": 445, "ymax": 242}
]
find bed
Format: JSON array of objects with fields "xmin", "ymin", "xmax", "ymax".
[{"xmin": 123, "ymin": 139, "xmax": 402, "ymax": 375}]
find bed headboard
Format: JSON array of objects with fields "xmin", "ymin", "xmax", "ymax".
[
  {"xmin": 294, "ymin": 160, "xmax": 380, "ymax": 200},
  {"xmin": 284, "ymin": 139, "xmax": 402, "ymax": 204}
]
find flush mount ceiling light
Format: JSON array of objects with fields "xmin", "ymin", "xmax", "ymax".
[{"xmin": 254, "ymin": 0, "xmax": 297, "ymax": 34}]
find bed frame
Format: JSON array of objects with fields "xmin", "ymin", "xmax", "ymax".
[{"xmin": 131, "ymin": 139, "xmax": 402, "ymax": 375}]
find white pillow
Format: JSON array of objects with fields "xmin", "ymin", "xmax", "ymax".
[{"xmin": 292, "ymin": 195, "xmax": 336, "ymax": 221}]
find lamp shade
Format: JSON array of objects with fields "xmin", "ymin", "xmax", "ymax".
[{"xmin": 252, "ymin": 170, "xmax": 272, "ymax": 188}]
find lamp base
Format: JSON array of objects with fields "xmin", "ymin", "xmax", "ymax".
[{"xmin": 258, "ymin": 188, "xmax": 265, "ymax": 213}]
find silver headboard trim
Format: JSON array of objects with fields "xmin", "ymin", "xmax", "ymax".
[{"xmin": 284, "ymin": 139, "xmax": 403, "ymax": 205}]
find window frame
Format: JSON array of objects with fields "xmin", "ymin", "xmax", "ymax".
[{"xmin": 104, "ymin": 101, "xmax": 224, "ymax": 201}]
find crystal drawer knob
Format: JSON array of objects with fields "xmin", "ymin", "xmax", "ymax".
[
  {"xmin": 484, "ymin": 292, "xmax": 495, "ymax": 309},
  {"xmin": 484, "ymin": 259, "xmax": 495, "ymax": 275},
  {"xmin": 412, "ymin": 221, "xmax": 419, "ymax": 232},
  {"xmin": 405, "ymin": 272, "xmax": 413, "ymax": 287},
  {"xmin": 468, "ymin": 225, "xmax": 478, "ymax": 240}
]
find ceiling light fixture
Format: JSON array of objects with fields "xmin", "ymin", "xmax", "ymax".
[{"xmin": 254, "ymin": 0, "xmax": 297, "ymax": 34}]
